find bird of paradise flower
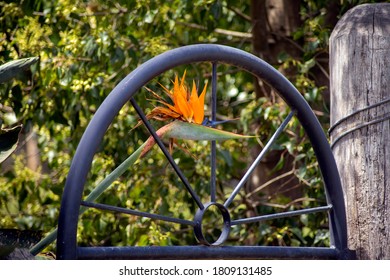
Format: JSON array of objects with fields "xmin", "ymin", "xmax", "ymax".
[
  {"xmin": 138, "ymin": 71, "xmax": 252, "ymax": 157},
  {"xmin": 144, "ymin": 70, "xmax": 207, "ymax": 124}
]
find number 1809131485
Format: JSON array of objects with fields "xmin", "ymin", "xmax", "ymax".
[{"xmin": 212, "ymin": 266, "xmax": 272, "ymax": 276}]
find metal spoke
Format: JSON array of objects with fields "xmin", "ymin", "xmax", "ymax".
[
  {"xmin": 224, "ymin": 110, "xmax": 296, "ymax": 208},
  {"xmin": 81, "ymin": 201, "xmax": 195, "ymax": 226},
  {"xmin": 130, "ymin": 98, "xmax": 204, "ymax": 210},
  {"xmin": 210, "ymin": 62, "xmax": 218, "ymax": 202},
  {"xmin": 231, "ymin": 205, "xmax": 332, "ymax": 226}
]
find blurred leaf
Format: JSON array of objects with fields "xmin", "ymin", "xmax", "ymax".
[
  {"xmin": 0, "ymin": 57, "xmax": 39, "ymax": 83},
  {"xmin": 0, "ymin": 125, "xmax": 22, "ymax": 163}
]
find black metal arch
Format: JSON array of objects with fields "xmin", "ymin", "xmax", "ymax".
[{"xmin": 57, "ymin": 44, "xmax": 349, "ymax": 259}]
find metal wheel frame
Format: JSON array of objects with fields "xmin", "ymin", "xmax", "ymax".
[{"xmin": 57, "ymin": 44, "xmax": 349, "ymax": 259}]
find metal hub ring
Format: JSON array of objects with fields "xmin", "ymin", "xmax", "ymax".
[{"xmin": 193, "ymin": 202, "xmax": 231, "ymax": 246}]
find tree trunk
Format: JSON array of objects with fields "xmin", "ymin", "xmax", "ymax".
[
  {"xmin": 329, "ymin": 3, "xmax": 390, "ymax": 259},
  {"xmin": 249, "ymin": 0, "xmax": 302, "ymax": 204},
  {"xmin": 250, "ymin": 0, "xmax": 301, "ymax": 98},
  {"xmin": 25, "ymin": 131, "xmax": 40, "ymax": 172}
]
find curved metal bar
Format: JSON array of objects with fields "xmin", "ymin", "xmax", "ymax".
[{"xmin": 57, "ymin": 44, "xmax": 347, "ymax": 259}]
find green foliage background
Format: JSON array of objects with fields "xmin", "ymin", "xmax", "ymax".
[{"xmin": 0, "ymin": 0, "xmax": 382, "ymax": 256}]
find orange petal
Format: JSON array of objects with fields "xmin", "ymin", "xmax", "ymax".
[
  {"xmin": 180, "ymin": 70, "xmax": 187, "ymax": 90},
  {"xmin": 191, "ymin": 80, "xmax": 208, "ymax": 124},
  {"xmin": 176, "ymin": 90, "xmax": 193, "ymax": 122},
  {"xmin": 172, "ymin": 72, "xmax": 192, "ymax": 120},
  {"xmin": 180, "ymin": 70, "xmax": 190, "ymax": 100},
  {"xmin": 173, "ymin": 75, "xmax": 180, "ymax": 100},
  {"xmin": 172, "ymin": 75, "xmax": 182, "ymax": 113}
]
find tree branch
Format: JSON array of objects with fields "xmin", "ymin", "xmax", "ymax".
[
  {"xmin": 176, "ymin": 22, "xmax": 252, "ymax": 39},
  {"xmin": 226, "ymin": 5, "xmax": 252, "ymax": 22}
]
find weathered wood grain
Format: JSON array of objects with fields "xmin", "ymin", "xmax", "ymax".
[{"xmin": 330, "ymin": 3, "xmax": 390, "ymax": 259}]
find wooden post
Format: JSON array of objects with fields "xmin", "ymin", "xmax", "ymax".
[{"xmin": 329, "ymin": 4, "xmax": 390, "ymax": 259}]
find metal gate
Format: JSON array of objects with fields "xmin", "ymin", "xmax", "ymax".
[{"xmin": 56, "ymin": 44, "xmax": 350, "ymax": 259}]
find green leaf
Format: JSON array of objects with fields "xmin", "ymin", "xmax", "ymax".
[
  {"xmin": 0, "ymin": 125, "xmax": 23, "ymax": 164},
  {"xmin": 163, "ymin": 121, "xmax": 253, "ymax": 141},
  {"xmin": 139, "ymin": 121, "xmax": 254, "ymax": 158}
]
